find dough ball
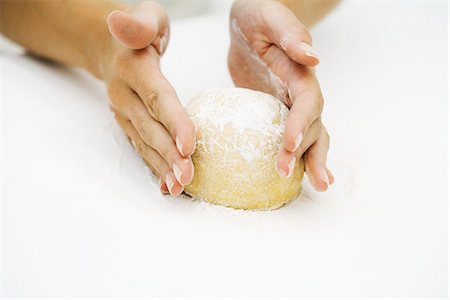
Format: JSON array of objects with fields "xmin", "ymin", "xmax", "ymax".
[{"xmin": 185, "ymin": 87, "xmax": 304, "ymax": 210}]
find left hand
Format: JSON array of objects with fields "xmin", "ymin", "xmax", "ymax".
[
  {"xmin": 228, "ymin": 0, "xmax": 334, "ymax": 191},
  {"xmin": 103, "ymin": 1, "xmax": 195, "ymax": 196}
]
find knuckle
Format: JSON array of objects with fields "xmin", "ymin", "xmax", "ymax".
[
  {"xmin": 134, "ymin": 140, "xmax": 147, "ymax": 156},
  {"xmin": 144, "ymin": 160, "xmax": 159, "ymax": 177},
  {"xmin": 166, "ymin": 120, "xmax": 174, "ymax": 135},
  {"xmin": 136, "ymin": 120, "xmax": 153, "ymax": 145},
  {"xmin": 143, "ymin": 89, "xmax": 160, "ymax": 118}
]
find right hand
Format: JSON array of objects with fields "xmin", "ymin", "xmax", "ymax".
[
  {"xmin": 101, "ymin": 1, "xmax": 195, "ymax": 196},
  {"xmin": 228, "ymin": 0, "xmax": 334, "ymax": 191}
]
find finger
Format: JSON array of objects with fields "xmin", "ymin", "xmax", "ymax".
[
  {"xmin": 107, "ymin": 1, "xmax": 169, "ymax": 52},
  {"xmin": 115, "ymin": 112, "xmax": 184, "ymax": 196},
  {"xmin": 275, "ymin": 147, "xmax": 296, "ymax": 178},
  {"xmin": 159, "ymin": 177, "xmax": 169, "ymax": 194},
  {"xmin": 281, "ymin": 71, "xmax": 324, "ymax": 154},
  {"xmin": 276, "ymin": 119, "xmax": 322, "ymax": 177},
  {"xmin": 117, "ymin": 86, "xmax": 194, "ymax": 185},
  {"xmin": 294, "ymin": 118, "xmax": 323, "ymax": 159},
  {"xmin": 145, "ymin": 161, "xmax": 170, "ymax": 194},
  {"xmin": 326, "ymin": 167, "xmax": 335, "ymax": 185},
  {"xmin": 262, "ymin": 1, "xmax": 319, "ymax": 66},
  {"xmin": 126, "ymin": 50, "xmax": 196, "ymax": 157},
  {"xmin": 304, "ymin": 128, "xmax": 332, "ymax": 192}
]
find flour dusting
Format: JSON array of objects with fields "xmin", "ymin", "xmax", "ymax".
[{"xmin": 186, "ymin": 87, "xmax": 288, "ymax": 163}]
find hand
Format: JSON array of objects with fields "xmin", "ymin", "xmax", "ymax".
[
  {"xmin": 101, "ymin": 1, "xmax": 195, "ymax": 196},
  {"xmin": 228, "ymin": 0, "xmax": 334, "ymax": 191}
]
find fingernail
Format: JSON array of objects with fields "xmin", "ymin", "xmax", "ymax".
[
  {"xmin": 327, "ymin": 167, "xmax": 334, "ymax": 185},
  {"xmin": 322, "ymin": 168, "xmax": 330, "ymax": 186},
  {"xmin": 165, "ymin": 173, "xmax": 174, "ymax": 195},
  {"xmin": 287, "ymin": 156, "xmax": 296, "ymax": 177},
  {"xmin": 159, "ymin": 35, "xmax": 168, "ymax": 53},
  {"xmin": 190, "ymin": 135, "xmax": 197, "ymax": 156},
  {"xmin": 293, "ymin": 132, "xmax": 303, "ymax": 152},
  {"xmin": 275, "ymin": 161, "xmax": 288, "ymax": 177},
  {"xmin": 107, "ymin": 10, "xmax": 125, "ymax": 28},
  {"xmin": 184, "ymin": 158, "xmax": 194, "ymax": 184},
  {"xmin": 300, "ymin": 42, "xmax": 319, "ymax": 60},
  {"xmin": 189, "ymin": 159, "xmax": 195, "ymax": 182},
  {"xmin": 176, "ymin": 135, "xmax": 184, "ymax": 156},
  {"xmin": 173, "ymin": 163, "xmax": 183, "ymax": 185},
  {"xmin": 131, "ymin": 139, "xmax": 136, "ymax": 148},
  {"xmin": 107, "ymin": 10, "xmax": 123, "ymax": 21},
  {"xmin": 159, "ymin": 177, "xmax": 169, "ymax": 194}
]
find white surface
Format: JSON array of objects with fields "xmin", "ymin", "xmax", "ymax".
[{"xmin": 1, "ymin": 1, "xmax": 448, "ymax": 298}]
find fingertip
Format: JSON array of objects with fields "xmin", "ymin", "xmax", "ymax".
[
  {"xmin": 107, "ymin": 10, "xmax": 123, "ymax": 25},
  {"xmin": 107, "ymin": 10, "xmax": 124, "ymax": 39},
  {"xmin": 326, "ymin": 167, "xmax": 335, "ymax": 185},
  {"xmin": 171, "ymin": 181, "xmax": 184, "ymax": 196},
  {"xmin": 305, "ymin": 154, "xmax": 330, "ymax": 192},
  {"xmin": 276, "ymin": 148, "xmax": 295, "ymax": 178},
  {"xmin": 306, "ymin": 169, "xmax": 329, "ymax": 192},
  {"xmin": 299, "ymin": 53, "xmax": 320, "ymax": 66},
  {"xmin": 282, "ymin": 38, "xmax": 320, "ymax": 66},
  {"xmin": 303, "ymin": 57, "xmax": 320, "ymax": 67},
  {"xmin": 173, "ymin": 158, "xmax": 194, "ymax": 186},
  {"xmin": 275, "ymin": 159, "xmax": 288, "ymax": 177},
  {"xmin": 186, "ymin": 158, "xmax": 195, "ymax": 184},
  {"xmin": 288, "ymin": 50, "xmax": 320, "ymax": 67},
  {"xmin": 175, "ymin": 122, "xmax": 196, "ymax": 157},
  {"xmin": 298, "ymin": 42, "xmax": 320, "ymax": 64},
  {"xmin": 159, "ymin": 177, "xmax": 169, "ymax": 194},
  {"xmin": 106, "ymin": 10, "xmax": 155, "ymax": 49},
  {"xmin": 165, "ymin": 172, "xmax": 184, "ymax": 196},
  {"xmin": 315, "ymin": 180, "xmax": 329, "ymax": 192}
]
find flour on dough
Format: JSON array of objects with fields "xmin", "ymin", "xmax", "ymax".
[{"xmin": 185, "ymin": 87, "xmax": 304, "ymax": 210}]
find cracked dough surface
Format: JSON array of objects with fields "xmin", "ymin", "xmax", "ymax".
[{"xmin": 185, "ymin": 87, "xmax": 304, "ymax": 210}]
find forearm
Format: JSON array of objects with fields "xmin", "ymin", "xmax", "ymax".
[
  {"xmin": 0, "ymin": 0, "xmax": 127, "ymax": 78},
  {"xmin": 278, "ymin": 0, "xmax": 339, "ymax": 27}
]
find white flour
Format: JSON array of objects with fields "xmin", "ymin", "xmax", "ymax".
[{"xmin": 186, "ymin": 87, "xmax": 288, "ymax": 163}]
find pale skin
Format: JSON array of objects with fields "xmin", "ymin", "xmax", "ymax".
[{"xmin": 0, "ymin": 0, "xmax": 337, "ymax": 196}]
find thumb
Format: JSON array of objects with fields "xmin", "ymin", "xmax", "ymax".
[{"xmin": 107, "ymin": 1, "xmax": 168, "ymax": 51}]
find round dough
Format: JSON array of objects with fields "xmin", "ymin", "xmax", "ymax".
[{"xmin": 185, "ymin": 87, "xmax": 304, "ymax": 210}]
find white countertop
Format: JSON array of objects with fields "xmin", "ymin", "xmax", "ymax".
[{"xmin": 1, "ymin": 1, "xmax": 448, "ymax": 298}]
